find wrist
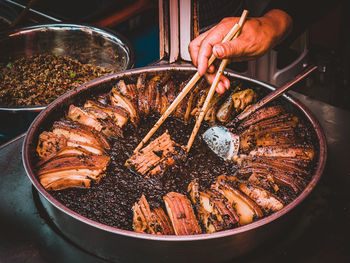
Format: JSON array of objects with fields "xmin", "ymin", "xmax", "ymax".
[{"xmin": 261, "ymin": 9, "xmax": 293, "ymax": 46}]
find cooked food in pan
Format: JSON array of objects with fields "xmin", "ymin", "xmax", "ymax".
[{"xmin": 34, "ymin": 71, "xmax": 317, "ymax": 235}]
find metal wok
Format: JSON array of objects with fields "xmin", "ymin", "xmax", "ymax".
[{"xmin": 22, "ymin": 65, "xmax": 327, "ymax": 263}]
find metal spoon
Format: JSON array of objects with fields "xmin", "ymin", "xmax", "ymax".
[{"xmin": 203, "ymin": 64, "xmax": 318, "ymax": 160}]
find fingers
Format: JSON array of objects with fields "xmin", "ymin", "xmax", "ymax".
[
  {"xmin": 213, "ymin": 39, "xmax": 244, "ymax": 59},
  {"xmin": 188, "ymin": 30, "xmax": 211, "ymax": 67},
  {"xmin": 205, "ymin": 74, "xmax": 231, "ymax": 94},
  {"xmin": 196, "ymin": 30, "xmax": 228, "ymax": 76}
]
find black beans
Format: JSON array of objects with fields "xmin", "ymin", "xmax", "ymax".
[{"xmin": 51, "ymin": 115, "xmax": 236, "ymax": 231}]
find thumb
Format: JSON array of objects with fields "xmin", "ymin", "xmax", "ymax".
[{"xmin": 213, "ymin": 39, "xmax": 243, "ymax": 59}]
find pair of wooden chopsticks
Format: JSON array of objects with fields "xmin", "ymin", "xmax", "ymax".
[{"xmin": 134, "ymin": 10, "xmax": 249, "ymax": 153}]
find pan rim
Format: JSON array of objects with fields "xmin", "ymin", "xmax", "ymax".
[{"xmin": 22, "ymin": 64, "xmax": 327, "ymax": 241}]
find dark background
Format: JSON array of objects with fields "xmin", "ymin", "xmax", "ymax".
[{"xmin": 1, "ymin": 0, "xmax": 349, "ymax": 110}]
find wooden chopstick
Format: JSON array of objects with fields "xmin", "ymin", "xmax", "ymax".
[
  {"xmin": 134, "ymin": 10, "xmax": 248, "ymax": 153},
  {"xmin": 186, "ymin": 58, "xmax": 229, "ymax": 151},
  {"xmin": 186, "ymin": 10, "xmax": 249, "ymax": 152}
]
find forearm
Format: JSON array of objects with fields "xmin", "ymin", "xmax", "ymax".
[
  {"xmin": 265, "ymin": 0, "xmax": 340, "ymax": 47},
  {"xmin": 261, "ymin": 9, "xmax": 293, "ymax": 47}
]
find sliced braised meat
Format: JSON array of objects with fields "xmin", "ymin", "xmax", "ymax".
[
  {"xmin": 66, "ymin": 139, "xmax": 106, "ymax": 155},
  {"xmin": 240, "ymin": 129, "xmax": 299, "ymax": 153},
  {"xmin": 38, "ymin": 154, "xmax": 110, "ymax": 191},
  {"xmin": 111, "ymin": 86, "xmax": 139, "ymax": 126},
  {"xmin": 67, "ymin": 105, "xmax": 123, "ymax": 138},
  {"xmin": 67, "ymin": 105, "xmax": 103, "ymax": 131},
  {"xmin": 188, "ymin": 180, "xmax": 239, "ymax": 233},
  {"xmin": 84, "ymin": 100, "xmax": 129, "ymax": 128},
  {"xmin": 53, "ymin": 120, "xmax": 110, "ymax": 150},
  {"xmin": 212, "ymin": 175, "xmax": 263, "ymax": 225},
  {"xmin": 146, "ymin": 73, "xmax": 171, "ymax": 113},
  {"xmin": 115, "ymin": 79, "xmax": 138, "ymax": 106},
  {"xmin": 240, "ymin": 157, "xmax": 309, "ymax": 176},
  {"xmin": 132, "ymin": 194, "xmax": 174, "ymax": 235},
  {"xmin": 236, "ymin": 105, "xmax": 285, "ymax": 129},
  {"xmin": 244, "ymin": 114, "xmax": 299, "ymax": 133},
  {"xmin": 249, "ymin": 145, "xmax": 314, "ymax": 160},
  {"xmin": 238, "ymin": 182, "xmax": 284, "ymax": 213},
  {"xmin": 247, "ymin": 172, "xmax": 280, "ymax": 194},
  {"xmin": 136, "ymin": 73, "xmax": 150, "ymax": 116},
  {"xmin": 163, "ymin": 192, "xmax": 202, "ymax": 235},
  {"xmin": 125, "ymin": 131, "xmax": 184, "ymax": 177},
  {"xmin": 36, "ymin": 146, "xmax": 93, "ymax": 167},
  {"xmin": 36, "ymin": 131, "xmax": 67, "ymax": 159},
  {"xmin": 40, "ymin": 175, "xmax": 91, "ymax": 191},
  {"xmin": 237, "ymin": 164, "xmax": 307, "ymax": 194}
]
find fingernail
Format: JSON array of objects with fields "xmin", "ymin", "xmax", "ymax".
[{"xmin": 214, "ymin": 46, "xmax": 224, "ymax": 57}]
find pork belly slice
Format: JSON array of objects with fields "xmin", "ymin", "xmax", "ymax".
[
  {"xmin": 37, "ymin": 154, "xmax": 110, "ymax": 176},
  {"xmin": 188, "ymin": 180, "xmax": 239, "ymax": 233},
  {"xmin": 238, "ymin": 182, "xmax": 284, "ymax": 213},
  {"xmin": 237, "ymin": 164, "xmax": 307, "ymax": 194},
  {"xmin": 132, "ymin": 194, "xmax": 174, "ymax": 235},
  {"xmin": 67, "ymin": 105, "xmax": 123, "ymax": 138},
  {"xmin": 67, "ymin": 105, "xmax": 103, "ymax": 131},
  {"xmin": 240, "ymin": 129, "xmax": 300, "ymax": 153},
  {"xmin": 111, "ymin": 86, "xmax": 139, "ymax": 126},
  {"xmin": 242, "ymin": 114, "xmax": 299, "ymax": 134},
  {"xmin": 146, "ymin": 73, "xmax": 170, "ymax": 113},
  {"xmin": 249, "ymin": 145, "xmax": 314, "ymax": 160},
  {"xmin": 53, "ymin": 120, "xmax": 110, "ymax": 150},
  {"xmin": 125, "ymin": 131, "xmax": 184, "ymax": 177},
  {"xmin": 247, "ymin": 172, "xmax": 280, "ymax": 194},
  {"xmin": 37, "ymin": 146, "xmax": 93, "ymax": 167},
  {"xmin": 236, "ymin": 105, "xmax": 285, "ymax": 129},
  {"xmin": 37, "ymin": 131, "xmax": 67, "ymax": 159},
  {"xmin": 212, "ymin": 175, "xmax": 263, "ymax": 225},
  {"xmin": 66, "ymin": 139, "xmax": 106, "ymax": 155},
  {"xmin": 136, "ymin": 73, "xmax": 150, "ymax": 116},
  {"xmin": 84, "ymin": 100, "xmax": 129, "ymax": 128},
  {"xmin": 240, "ymin": 157, "xmax": 309, "ymax": 176},
  {"xmin": 40, "ymin": 174, "xmax": 91, "ymax": 191},
  {"xmin": 163, "ymin": 192, "xmax": 202, "ymax": 235},
  {"xmin": 38, "ymin": 154, "xmax": 110, "ymax": 191},
  {"xmin": 115, "ymin": 79, "xmax": 138, "ymax": 105}
]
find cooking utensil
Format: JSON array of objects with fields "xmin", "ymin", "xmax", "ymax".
[
  {"xmin": 134, "ymin": 10, "xmax": 248, "ymax": 153},
  {"xmin": 22, "ymin": 65, "xmax": 327, "ymax": 263},
  {"xmin": 203, "ymin": 64, "xmax": 318, "ymax": 160},
  {"xmin": 186, "ymin": 10, "xmax": 248, "ymax": 152}
]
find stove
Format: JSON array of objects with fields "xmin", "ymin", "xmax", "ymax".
[{"xmin": 1, "ymin": 92, "xmax": 349, "ymax": 263}]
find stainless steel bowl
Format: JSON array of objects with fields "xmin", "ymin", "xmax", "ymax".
[
  {"xmin": 0, "ymin": 23, "xmax": 135, "ymax": 140},
  {"xmin": 22, "ymin": 65, "xmax": 327, "ymax": 263}
]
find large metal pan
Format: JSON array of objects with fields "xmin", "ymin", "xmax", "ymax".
[
  {"xmin": 22, "ymin": 65, "xmax": 327, "ymax": 263},
  {"xmin": 0, "ymin": 23, "xmax": 135, "ymax": 141}
]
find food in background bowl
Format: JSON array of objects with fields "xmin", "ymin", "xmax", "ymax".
[
  {"xmin": 0, "ymin": 23, "xmax": 134, "ymax": 141},
  {"xmin": 0, "ymin": 54, "xmax": 114, "ymax": 107}
]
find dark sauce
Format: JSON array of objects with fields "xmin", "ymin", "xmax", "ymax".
[{"xmin": 51, "ymin": 114, "xmax": 236, "ymax": 230}]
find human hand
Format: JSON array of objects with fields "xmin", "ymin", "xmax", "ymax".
[{"xmin": 188, "ymin": 9, "xmax": 292, "ymax": 93}]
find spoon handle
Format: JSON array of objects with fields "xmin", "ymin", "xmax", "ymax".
[{"xmin": 236, "ymin": 64, "xmax": 318, "ymax": 121}]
